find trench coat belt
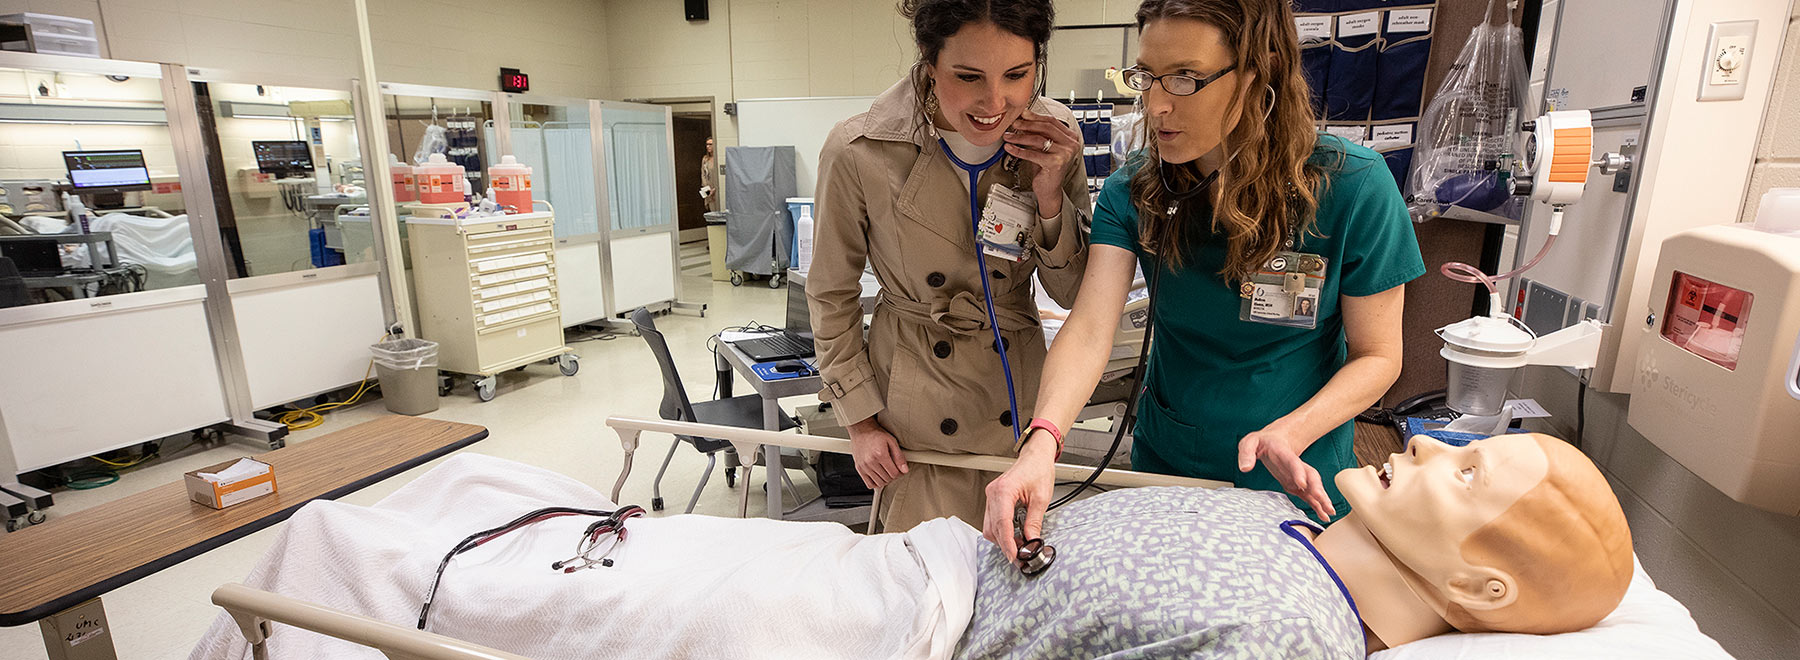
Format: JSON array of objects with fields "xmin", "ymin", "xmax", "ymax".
[{"xmin": 875, "ymin": 288, "xmax": 1038, "ymax": 336}]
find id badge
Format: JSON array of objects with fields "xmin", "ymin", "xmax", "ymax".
[
  {"xmin": 1239, "ymin": 251, "xmax": 1328, "ymax": 329},
  {"xmin": 978, "ymin": 184, "xmax": 1037, "ymax": 262}
]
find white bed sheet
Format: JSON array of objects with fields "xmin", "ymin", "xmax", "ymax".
[
  {"xmin": 1371, "ymin": 558, "xmax": 1730, "ymax": 660},
  {"xmin": 190, "ymin": 453, "xmax": 979, "ymax": 660}
]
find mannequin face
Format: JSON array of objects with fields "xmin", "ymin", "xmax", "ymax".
[
  {"xmin": 927, "ymin": 20, "xmax": 1039, "ymax": 146},
  {"xmin": 1337, "ymin": 435, "xmax": 1550, "ymax": 615}
]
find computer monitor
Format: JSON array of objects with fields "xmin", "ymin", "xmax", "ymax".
[
  {"xmin": 252, "ymin": 140, "xmax": 315, "ymax": 178},
  {"xmin": 63, "ymin": 150, "xmax": 152, "ymax": 194}
]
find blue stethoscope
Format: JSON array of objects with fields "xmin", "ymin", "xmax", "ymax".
[{"xmin": 938, "ymin": 137, "xmax": 1021, "ymax": 445}]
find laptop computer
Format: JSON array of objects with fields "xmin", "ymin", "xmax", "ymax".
[
  {"xmin": 0, "ymin": 237, "xmax": 65, "ymax": 277},
  {"xmin": 728, "ymin": 278, "xmax": 817, "ymax": 362}
]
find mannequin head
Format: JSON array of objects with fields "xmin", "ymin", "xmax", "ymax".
[{"xmin": 1337, "ymin": 434, "xmax": 1634, "ymax": 635}]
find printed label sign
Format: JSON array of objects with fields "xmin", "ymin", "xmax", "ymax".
[
  {"xmin": 1339, "ymin": 12, "xmax": 1380, "ymax": 38},
  {"xmin": 1388, "ymin": 8, "xmax": 1433, "ymax": 33},
  {"xmin": 1371, "ymin": 123, "xmax": 1416, "ymax": 147},
  {"xmin": 1296, "ymin": 16, "xmax": 1332, "ymax": 42}
]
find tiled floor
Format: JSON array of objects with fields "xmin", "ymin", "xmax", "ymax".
[{"xmin": 3, "ymin": 273, "xmax": 806, "ymax": 660}]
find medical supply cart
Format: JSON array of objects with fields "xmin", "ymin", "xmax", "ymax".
[{"xmin": 406, "ymin": 209, "xmax": 577, "ymax": 401}]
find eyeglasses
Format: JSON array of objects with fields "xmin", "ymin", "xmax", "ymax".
[{"xmin": 1122, "ymin": 64, "xmax": 1236, "ymax": 96}]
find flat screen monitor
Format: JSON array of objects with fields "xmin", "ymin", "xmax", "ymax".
[
  {"xmin": 63, "ymin": 150, "xmax": 152, "ymax": 194},
  {"xmin": 252, "ymin": 140, "xmax": 314, "ymax": 177}
]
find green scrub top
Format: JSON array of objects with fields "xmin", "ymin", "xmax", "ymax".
[{"xmin": 1090, "ymin": 135, "xmax": 1425, "ymax": 522}]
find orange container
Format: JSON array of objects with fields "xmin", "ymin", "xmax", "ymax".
[
  {"xmin": 489, "ymin": 154, "xmax": 533, "ymax": 213},
  {"xmin": 415, "ymin": 153, "xmax": 465, "ymax": 204},
  {"xmin": 389, "ymin": 154, "xmax": 416, "ymax": 203}
]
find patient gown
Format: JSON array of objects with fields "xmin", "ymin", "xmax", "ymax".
[{"xmin": 956, "ymin": 486, "xmax": 1364, "ymax": 659}]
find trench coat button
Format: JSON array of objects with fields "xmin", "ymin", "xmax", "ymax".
[
  {"xmin": 940, "ymin": 418, "xmax": 958, "ymax": 435},
  {"xmin": 933, "ymin": 341, "xmax": 952, "ymax": 359},
  {"xmin": 991, "ymin": 270, "xmax": 1007, "ymax": 280},
  {"xmin": 927, "ymin": 272, "xmax": 946, "ymax": 287},
  {"xmin": 991, "ymin": 337, "xmax": 1010, "ymax": 352},
  {"xmin": 999, "ymin": 410, "xmax": 1013, "ymax": 427}
]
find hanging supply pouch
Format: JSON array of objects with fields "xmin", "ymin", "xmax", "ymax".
[
  {"xmin": 1325, "ymin": 11, "xmax": 1382, "ymax": 121},
  {"xmin": 1374, "ymin": 8, "xmax": 1435, "ymax": 120},
  {"xmin": 1240, "ymin": 251, "xmax": 1330, "ymax": 329},
  {"xmin": 978, "ymin": 183, "xmax": 1038, "ymax": 262},
  {"xmin": 1296, "ymin": 15, "xmax": 1334, "ymax": 116}
]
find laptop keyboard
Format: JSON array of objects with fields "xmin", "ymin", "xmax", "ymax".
[{"xmin": 741, "ymin": 332, "xmax": 814, "ymax": 358}]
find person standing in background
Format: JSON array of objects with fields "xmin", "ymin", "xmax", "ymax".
[{"xmin": 700, "ymin": 137, "xmax": 720, "ymax": 212}]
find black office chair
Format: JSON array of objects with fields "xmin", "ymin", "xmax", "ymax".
[
  {"xmin": 0, "ymin": 258, "xmax": 28, "ymax": 309},
  {"xmin": 631, "ymin": 307, "xmax": 798, "ymax": 514}
]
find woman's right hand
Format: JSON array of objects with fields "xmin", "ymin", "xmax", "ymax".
[
  {"xmin": 849, "ymin": 417, "xmax": 908, "ymax": 489},
  {"xmin": 983, "ymin": 431, "xmax": 1059, "ymax": 564}
]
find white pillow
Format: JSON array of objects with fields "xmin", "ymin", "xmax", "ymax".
[{"xmin": 1372, "ymin": 557, "xmax": 1729, "ymax": 660}]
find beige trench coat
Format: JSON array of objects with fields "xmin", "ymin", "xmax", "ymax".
[{"xmin": 807, "ymin": 80, "xmax": 1091, "ymax": 531}]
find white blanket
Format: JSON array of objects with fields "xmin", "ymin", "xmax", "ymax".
[{"xmin": 189, "ymin": 454, "xmax": 981, "ymax": 660}]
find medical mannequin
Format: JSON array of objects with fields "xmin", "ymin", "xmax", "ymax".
[
  {"xmin": 1317, "ymin": 433, "xmax": 1635, "ymax": 651},
  {"xmin": 959, "ymin": 433, "xmax": 1634, "ymax": 658}
]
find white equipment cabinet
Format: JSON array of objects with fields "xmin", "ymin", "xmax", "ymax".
[{"xmin": 406, "ymin": 210, "xmax": 578, "ymax": 401}]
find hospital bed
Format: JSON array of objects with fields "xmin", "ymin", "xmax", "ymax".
[{"xmin": 200, "ymin": 416, "xmax": 1730, "ymax": 660}]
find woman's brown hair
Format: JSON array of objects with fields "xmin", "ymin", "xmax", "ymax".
[
  {"xmin": 898, "ymin": 0, "xmax": 1055, "ymax": 137},
  {"xmin": 1131, "ymin": 0, "xmax": 1326, "ymax": 280}
]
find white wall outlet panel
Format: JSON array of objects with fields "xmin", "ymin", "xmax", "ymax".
[{"xmin": 1699, "ymin": 20, "xmax": 1758, "ymax": 101}]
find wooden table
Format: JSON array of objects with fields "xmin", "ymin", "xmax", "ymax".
[{"xmin": 0, "ymin": 416, "xmax": 488, "ymax": 639}]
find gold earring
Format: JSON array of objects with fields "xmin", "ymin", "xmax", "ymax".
[{"xmin": 925, "ymin": 81, "xmax": 940, "ymax": 117}]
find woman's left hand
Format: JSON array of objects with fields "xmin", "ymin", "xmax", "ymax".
[
  {"xmin": 1002, "ymin": 109, "xmax": 1083, "ymax": 219},
  {"xmin": 1238, "ymin": 430, "xmax": 1337, "ymax": 519}
]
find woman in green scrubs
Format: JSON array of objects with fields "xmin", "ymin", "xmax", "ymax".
[{"xmin": 984, "ymin": 0, "xmax": 1424, "ymax": 556}]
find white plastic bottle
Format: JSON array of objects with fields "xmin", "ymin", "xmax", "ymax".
[
  {"xmin": 796, "ymin": 204, "xmax": 814, "ymax": 273},
  {"xmin": 63, "ymin": 193, "xmax": 91, "ymax": 234}
]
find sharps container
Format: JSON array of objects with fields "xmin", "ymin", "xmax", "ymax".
[
  {"xmin": 414, "ymin": 153, "xmax": 465, "ymax": 205},
  {"xmin": 389, "ymin": 154, "xmax": 416, "ymax": 203},
  {"xmin": 489, "ymin": 155, "xmax": 533, "ymax": 212},
  {"xmin": 1437, "ymin": 315, "xmax": 1535, "ymax": 417}
]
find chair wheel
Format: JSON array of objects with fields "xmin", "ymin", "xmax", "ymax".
[
  {"xmin": 724, "ymin": 469, "xmax": 737, "ymax": 488},
  {"xmin": 651, "ymin": 497, "xmax": 665, "ymax": 511}
]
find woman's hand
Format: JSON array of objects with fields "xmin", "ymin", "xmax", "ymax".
[
  {"xmin": 848, "ymin": 417, "xmax": 908, "ymax": 489},
  {"xmin": 983, "ymin": 430, "xmax": 1059, "ymax": 565},
  {"xmin": 1002, "ymin": 109, "xmax": 1084, "ymax": 220},
  {"xmin": 1238, "ymin": 429, "xmax": 1337, "ymax": 519}
]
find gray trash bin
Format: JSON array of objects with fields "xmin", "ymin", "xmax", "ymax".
[{"xmin": 372, "ymin": 337, "xmax": 440, "ymax": 415}]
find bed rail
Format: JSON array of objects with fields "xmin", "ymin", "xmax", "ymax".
[
  {"xmin": 212, "ymin": 583, "xmax": 526, "ymax": 660},
  {"xmin": 603, "ymin": 415, "xmax": 1228, "ymax": 523}
]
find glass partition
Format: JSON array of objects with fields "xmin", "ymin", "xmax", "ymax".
[
  {"xmin": 492, "ymin": 100, "xmax": 597, "ymax": 238},
  {"xmin": 0, "ymin": 61, "xmax": 193, "ymax": 306},
  {"xmin": 343, "ymin": 91, "xmax": 496, "ymax": 267},
  {"xmin": 600, "ymin": 105, "xmax": 674, "ymax": 231},
  {"xmin": 195, "ymin": 81, "xmax": 364, "ymax": 278}
]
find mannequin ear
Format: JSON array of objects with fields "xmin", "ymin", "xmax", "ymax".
[{"xmin": 1443, "ymin": 568, "xmax": 1518, "ymax": 611}]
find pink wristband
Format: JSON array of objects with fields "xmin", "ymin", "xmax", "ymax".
[{"xmin": 1024, "ymin": 418, "xmax": 1064, "ymax": 461}]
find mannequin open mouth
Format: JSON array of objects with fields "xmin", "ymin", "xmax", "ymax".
[{"xmin": 1380, "ymin": 462, "xmax": 1393, "ymax": 489}]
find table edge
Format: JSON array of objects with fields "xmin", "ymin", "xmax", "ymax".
[{"xmin": 0, "ymin": 426, "xmax": 490, "ymax": 627}]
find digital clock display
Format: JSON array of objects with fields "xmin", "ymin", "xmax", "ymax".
[{"xmin": 500, "ymin": 68, "xmax": 529, "ymax": 93}]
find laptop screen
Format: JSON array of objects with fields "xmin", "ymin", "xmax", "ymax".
[{"xmin": 785, "ymin": 275, "xmax": 813, "ymax": 338}]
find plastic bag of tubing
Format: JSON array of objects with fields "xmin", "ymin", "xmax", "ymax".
[
  {"xmin": 371, "ymin": 337, "xmax": 438, "ymax": 371},
  {"xmin": 413, "ymin": 124, "xmax": 449, "ymax": 166},
  {"xmin": 1406, "ymin": 0, "xmax": 1530, "ymax": 221}
]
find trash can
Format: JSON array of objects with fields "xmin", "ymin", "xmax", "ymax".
[
  {"xmin": 705, "ymin": 211, "xmax": 730, "ymax": 282},
  {"xmin": 372, "ymin": 337, "xmax": 440, "ymax": 415}
]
